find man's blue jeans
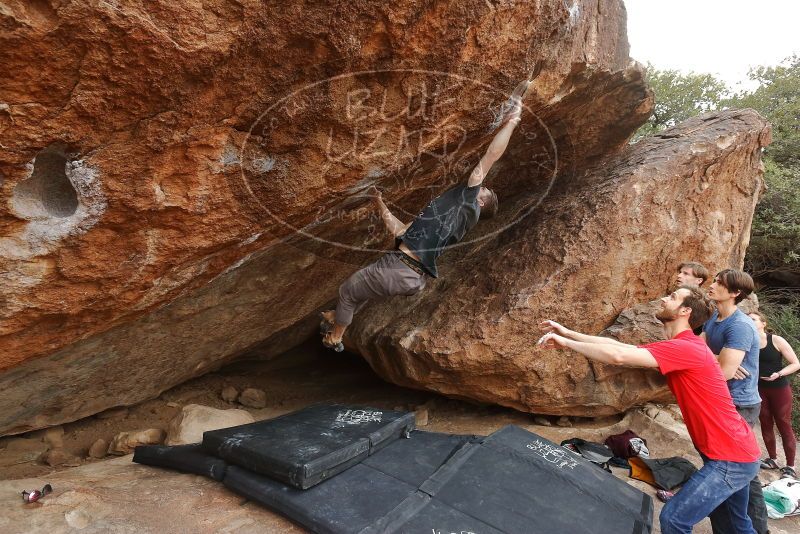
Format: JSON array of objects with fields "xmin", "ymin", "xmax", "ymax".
[
  {"xmin": 710, "ymin": 404, "xmax": 769, "ymax": 534},
  {"xmin": 659, "ymin": 456, "xmax": 759, "ymax": 534}
]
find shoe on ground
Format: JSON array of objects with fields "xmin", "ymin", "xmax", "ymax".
[
  {"xmin": 760, "ymin": 458, "xmax": 780, "ymax": 470},
  {"xmin": 779, "ymin": 465, "xmax": 797, "ymax": 478}
]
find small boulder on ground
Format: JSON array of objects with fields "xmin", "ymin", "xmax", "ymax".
[
  {"xmin": 88, "ymin": 438, "xmax": 108, "ymax": 459},
  {"xmin": 221, "ymin": 386, "xmax": 239, "ymax": 403},
  {"xmin": 107, "ymin": 429, "xmax": 165, "ymax": 455},
  {"xmin": 643, "ymin": 405, "xmax": 660, "ymax": 419},
  {"xmin": 43, "ymin": 426, "xmax": 65, "ymax": 449},
  {"xmin": 41, "ymin": 448, "xmax": 81, "ymax": 467},
  {"xmin": 165, "ymin": 404, "xmax": 255, "ymax": 445},
  {"xmin": 556, "ymin": 416, "xmax": 572, "ymax": 428},
  {"xmin": 533, "ymin": 416, "xmax": 552, "ymax": 426},
  {"xmin": 238, "ymin": 388, "xmax": 267, "ymax": 409}
]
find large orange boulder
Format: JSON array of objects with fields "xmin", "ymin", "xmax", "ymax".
[
  {"xmin": 346, "ymin": 110, "xmax": 770, "ymax": 416},
  {"xmin": 0, "ymin": 1, "xmax": 765, "ymax": 435},
  {"xmin": 0, "ymin": 0, "xmax": 644, "ymax": 435}
]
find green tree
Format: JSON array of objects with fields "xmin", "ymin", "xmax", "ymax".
[
  {"xmin": 730, "ymin": 56, "xmax": 800, "ymax": 166},
  {"xmin": 745, "ymin": 159, "xmax": 800, "ymax": 280},
  {"xmin": 728, "ymin": 56, "xmax": 800, "ymax": 281},
  {"xmin": 635, "ymin": 64, "xmax": 729, "ymax": 139}
]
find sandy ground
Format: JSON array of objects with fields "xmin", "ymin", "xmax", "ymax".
[{"xmin": 1, "ymin": 339, "xmax": 798, "ymax": 533}]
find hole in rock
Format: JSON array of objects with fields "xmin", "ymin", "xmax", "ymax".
[{"xmin": 13, "ymin": 144, "xmax": 79, "ymax": 218}]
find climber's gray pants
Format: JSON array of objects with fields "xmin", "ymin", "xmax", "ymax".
[{"xmin": 335, "ymin": 252, "xmax": 426, "ymax": 326}]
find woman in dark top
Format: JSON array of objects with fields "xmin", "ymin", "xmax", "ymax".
[{"xmin": 749, "ymin": 311, "xmax": 800, "ymax": 478}]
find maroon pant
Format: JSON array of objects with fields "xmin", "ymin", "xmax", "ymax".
[{"xmin": 758, "ymin": 384, "xmax": 797, "ymax": 466}]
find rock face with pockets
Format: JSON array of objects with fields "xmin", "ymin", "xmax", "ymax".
[
  {"xmin": 0, "ymin": 1, "xmax": 766, "ymax": 434},
  {"xmin": 346, "ymin": 110, "xmax": 770, "ymax": 416},
  {"xmin": 0, "ymin": 0, "xmax": 647, "ymax": 435}
]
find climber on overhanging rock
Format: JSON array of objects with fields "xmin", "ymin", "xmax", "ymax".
[{"xmin": 319, "ymin": 77, "xmax": 532, "ymax": 352}]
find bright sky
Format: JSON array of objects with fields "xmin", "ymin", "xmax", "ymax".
[{"xmin": 625, "ymin": 0, "xmax": 799, "ymax": 90}]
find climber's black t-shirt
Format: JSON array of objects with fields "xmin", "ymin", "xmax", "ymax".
[{"xmin": 398, "ymin": 184, "xmax": 481, "ymax": 278}]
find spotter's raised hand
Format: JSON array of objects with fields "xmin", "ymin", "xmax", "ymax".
[
  {"xmin": 536, "ymin": 332, "xmax": 568, "ymax": 350},
  {"xmin": 539, "ymin": 319, "xmax": 569, "ymax": 336}
]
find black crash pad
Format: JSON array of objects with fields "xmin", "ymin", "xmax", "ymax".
[
  {"xmin": 132, "ymin": 443, "xmax": 228, "ymax": 481},
  {"xmin": 223, "ymin": 426, "xmax": 652, "ymax": 534},
  {"xmin": 409, "ymin": 425, "xmax": 654, "ymax": 534},
  {"xmin": 203, "ymin": 404, "xmax": 415, "ymax": 489},
  {"xmin": 134, "ymin": 415, "xmax": 652, "ymax": 534},
  {"xmin": 223, "ymin": 430, "xmax": 476, "ymax": 534}
]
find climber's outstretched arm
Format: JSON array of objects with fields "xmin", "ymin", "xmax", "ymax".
[{"xmin": 467, "ymin": 80, "xmax": 528, "ymax": 187}]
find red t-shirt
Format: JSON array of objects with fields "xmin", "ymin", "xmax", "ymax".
[{"xmin": 641, "ymin": 330, "xmax": 760, "ymax": 462}]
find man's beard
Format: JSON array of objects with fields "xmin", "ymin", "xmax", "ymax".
[{"xmin": 656, "ymin": 308, "xmax": 679, "ymax": 324}]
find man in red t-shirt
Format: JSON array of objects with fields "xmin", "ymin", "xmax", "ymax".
[{"xmin": 538, "ymin": 286, "xmax": 760, "ymax": 534}]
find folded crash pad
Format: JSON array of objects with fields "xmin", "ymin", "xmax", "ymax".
[
  {"xmin": 132, "ymin": 443, "xmax": 228, "ymax": 481},
  {"xmin": 224, "ymin": 426, "xmax": 653, "ymax": 534},
  {"xmin": 203, "ymin": 404, "xmax": 415, "ymax": 489},
  {"xmin": 223, "ymin": 431, "xmax": 475, "ymax": 534}
]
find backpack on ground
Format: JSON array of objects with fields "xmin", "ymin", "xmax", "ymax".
[
  {"xmin": 763, "ymin": 476, "xmax": 800, "ymax": 519},
  {"xmin": 560, "ymin": 438, "xmax": 614, "ymax": 472}
]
